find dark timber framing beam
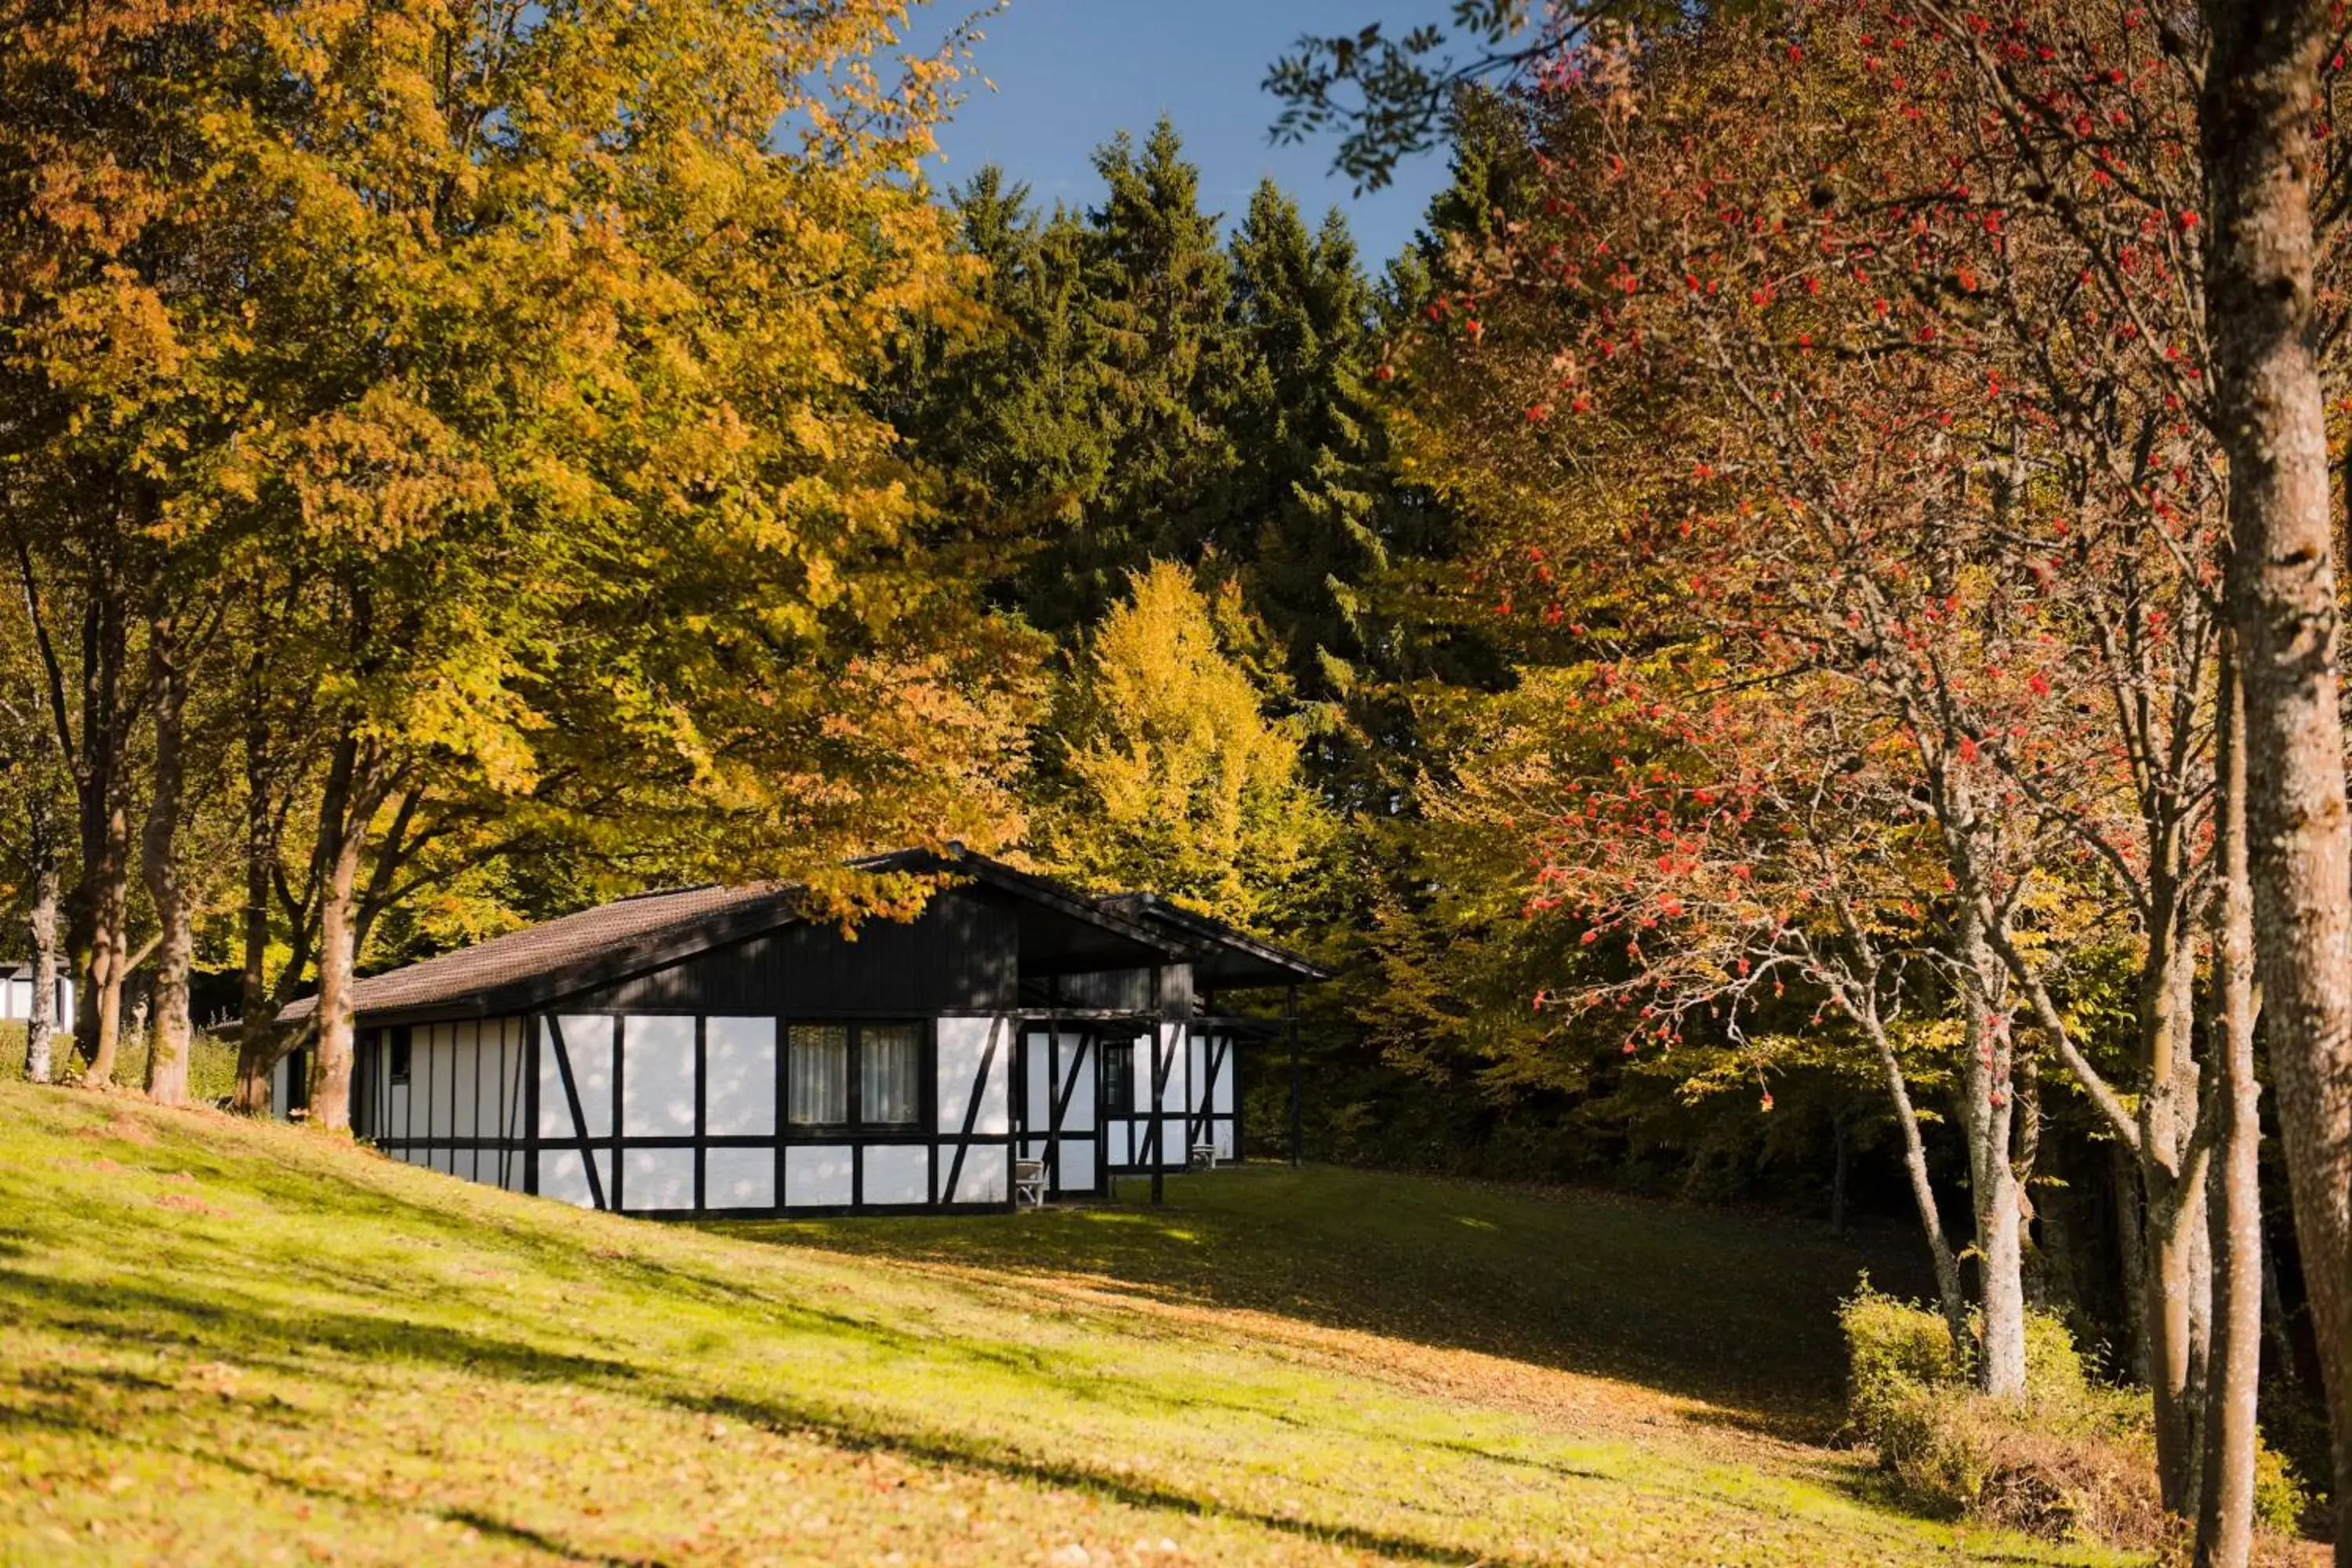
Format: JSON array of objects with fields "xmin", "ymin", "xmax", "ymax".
[
  {"xmin": 940, "ymin": 1014, "xmax": 1004, "ymax": 1206},
  {"xmin": 1149, "ymin": 967, "xmax": 1167, "ymax": 1206},
  {"xmin": 545, "ymin": 1014, "xmax": 606, "ymax": 1211}
]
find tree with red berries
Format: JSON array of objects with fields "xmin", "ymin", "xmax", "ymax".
[
  {"xmin": 1285, "ymin": 3, "xmax": 2352, "ymax": 1552},
  {"xmin": 1362, "ymin": 5, "xmax": 2304, "ymax": 1545}
]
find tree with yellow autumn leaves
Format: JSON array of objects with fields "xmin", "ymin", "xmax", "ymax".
[{"xmin": 0, "ymin": 0, "xmax": 1037, "ymax": 1120}]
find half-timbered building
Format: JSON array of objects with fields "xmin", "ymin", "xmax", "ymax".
[
  {"xmin": 0, "ymin": 964, "xmax": 73, "ymax": 1033},
  {"xmin": 278, "ymin": 848, "xmax": 1324, "ymax": 1217}
]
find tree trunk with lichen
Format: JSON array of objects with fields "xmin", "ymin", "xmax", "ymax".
[
  {"xmin": 2198, "ymin": 3, "xmax": 2352, "ymax": 1552},
  {"xmin": 306, "ymin": 733, "xmax": 393, "ymax": 1134},
  {"xmin": 139, "ymin": 617, "xmax": 194, "ymax": 1108},
  {"xmin": 2141, "ymin": 884, "xmax": 2209, "ymax": 1512},
  {"xmin": 231, "ymin": 659, "xmax": 281, "ymax": 1116}
]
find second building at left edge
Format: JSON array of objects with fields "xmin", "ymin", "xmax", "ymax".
[{"xmin": 274, "ymin": 846, "xmax": 1327, "ymax": 1217}]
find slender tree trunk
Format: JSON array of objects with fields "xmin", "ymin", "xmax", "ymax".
[
  {"xmin": 2016, "ymin": 1048, "xmax": 2045, "ymax": 1305},
  {"xmin": 2198, "ymin": 645, "xmax": 2263, "ymax": 1568},
  {"xmin": 1958, "ymin": 905, "xmax": 2027, "ymax": 1399},
  {"xmin": 232, "ymin": 666, "xmax": 279, "ymax": 1115},
  {"xmin": 2199, "ymin": 5, "xmax": 2352, "ymax": 1552},
  {"xmin": 1864, "ymin": 1004, "xmax": 1969, "ymax": 1357},
  {"xmin": 2183, "ymin": 1167, "xmax": 2216, "ymax": 1518},
  {"xmin": 68, "ymin": 565, "xmax": 130, "ymax": 1087},
  {"xmin": 310, "ymin": 822, "xmax": 365, "ymax": 1131},
  {"xmin": 140, "ymin": 619, "xmax": 192, "ymax": 1107},
  {"xmin": 23, "ymin": 773, "xmax": 60, "ymax": 1086},
  {"xmin": 80, "ymin": 847, "xmax": 128, "ymax": 1087},
  {"xmin": 307, "ymin": 735, "xmax": 391, "ymax": 1134},
  {"xmin": 2117, "ymin": 1139, "xmax": 2154, "ymax": 1385},
  {"xmin": 2144, "ymin": 883, "xmax": 2209, "ymax": 1512},
  {"xmin": 2151, "ymin": 1143, "xmax": 2212, "ymax": 1512}
]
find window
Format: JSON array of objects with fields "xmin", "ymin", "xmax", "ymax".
[
  {"xmin": 788, "ymin": 1024, "xmax": 848, "ymax": 1127},
  {"xmin": 389, "ymin": 1026, "xmax": 412, "ymax": 1086},
  {"xmin": 860, "ymin": 1023, "xmax": 920, "ymax": 1128},
  {"xmin": 788, "ymin": 1021, "xmax": 924, "ymax": 1132},
  {"xmin": 1102, "ymin": 1037, "xmax": 1134, "ymax": 1112}
]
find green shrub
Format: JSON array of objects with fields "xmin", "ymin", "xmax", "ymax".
[
  {"xmin": 1841, "ymin": 1277, "xmax": 1964, "ymax": 1437},
  {"xmin": 2020, "ymin": 1307, "xmax": 2092, "ymax": 1407},
  {"xmin": 1842, "ymin": 1286, "xmax": 2165, "ymax": 1547},
  {"xmin": 2254, "ymin": 1439, "xmax": 2310, "ymax": 1537},
  {"xmin": 1840, "ymin": 1285, "xmax": 2309, "ymax": 1550}
]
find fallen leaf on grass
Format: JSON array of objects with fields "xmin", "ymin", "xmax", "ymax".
[
  {"xmin": 74, "ymin": 1114, "xmax": 158, "ymax": 1145},
  {"xmin": 156, "ymin": 1192, "xmax": 223, "ymax": 1217}
]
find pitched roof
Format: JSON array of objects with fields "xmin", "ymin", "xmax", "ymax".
[
  {"xmin": 1093, "ymin": 893, "xmax": 1331, "ymax": 985},
  {"xmin": 851, "ymin": 845, "xmax": 1178, "ymax": 956},
  {"xmin": 278, "ymin": 883, "xmax": 793, "ymax": 1024},
  {"xmin": 281, "ymin": 848, "xmax": 1325, "ymax": 1026}
]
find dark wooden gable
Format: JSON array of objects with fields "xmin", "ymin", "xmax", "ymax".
[{"xmin": 567, "ymin": 887, "xmax": 1020, "ymax": 1015}]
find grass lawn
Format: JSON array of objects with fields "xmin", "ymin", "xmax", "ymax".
[{"xmin": 0, "ymin": 1081, "xmax": 2132, "ymax": 1565}]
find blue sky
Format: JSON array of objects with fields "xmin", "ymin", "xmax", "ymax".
[{"xmin": 912, "ymin": 1, "xmax": 1456, "ymax": 269}]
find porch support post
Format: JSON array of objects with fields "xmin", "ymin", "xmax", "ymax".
[{"xmin": 1150, "ymin": 966, "xmax": 1166, "ymax": 1207}]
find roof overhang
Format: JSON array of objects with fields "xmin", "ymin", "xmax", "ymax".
[
  {"xmin": 282, "ymin": 887, "xmax": 812, "ymax": 1028},
  {"xmin": 855, "ymin": 847, "xmax": 1192, "ymax": 976},
  {"xmin": 1093, "ymin": 893, "xmax": 1331, "ymax": 988}
]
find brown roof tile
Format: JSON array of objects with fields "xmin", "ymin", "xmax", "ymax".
[{"xmin": 280, "ymin": 883, "xmax": 791, "ymax": 1022}]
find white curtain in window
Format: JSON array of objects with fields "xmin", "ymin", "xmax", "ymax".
[
  {"xmin": 861, "ymin": 1024, "xmax": 920, "ymax": 1127},
  {"xmin": 789, "ymin": 1024, "xmax": 848, "ymax": 1125}
]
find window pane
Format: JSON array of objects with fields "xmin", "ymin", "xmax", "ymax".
[
  {"xmin": 861, "ymin": 1024, "xmax": 920, "ymax": 1128},
  {"xmin": 1103, "ymin": 1040, "xmax": 1134, "ymax": 1111},
  {"xmin": 789, "ymin": 1024, "xmax": 848, "ymax": 1125}
]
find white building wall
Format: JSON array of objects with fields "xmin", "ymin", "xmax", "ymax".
[
  {"xmin": 365, "ymin": 1007, "xmax": 1022, "ymax": 1215},
  {"xmin": 0, "ymin": 975, "xmax": 72, "ymax": 1029},
  {"xmin": 862, "ymin": 1145, "xmax": 929, "ymax": 1205},
  {"xmin": 786, "ymin": 1145, "xmax": 853, "ymax": 1207},
  {"xmin": 706, "ymin": 1018, "xmax": 775, "ymax": 1135}
]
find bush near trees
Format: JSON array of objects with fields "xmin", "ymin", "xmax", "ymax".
[{"xmin": 1842, "ymin": 1284, "xmax": 2307, "ymax": 1549}]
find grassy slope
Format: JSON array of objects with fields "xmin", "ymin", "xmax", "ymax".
[{"xmin": 0, "ymin": 1083, "xmax": 2126, "ymax": 1566}]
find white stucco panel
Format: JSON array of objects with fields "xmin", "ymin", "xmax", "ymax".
[
  {"xmin": 786, "ymin": 1145, "xmax": 854, "ymax": 1207},
  {"xmin": 935, "ymin": 1016, "xmax": 1007, "ymax": 1135},
  {"xmin": 862, "ymin": 1145, "xmax": 930, "ymax": 1206}
]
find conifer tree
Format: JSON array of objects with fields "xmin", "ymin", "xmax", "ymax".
[
  {"xmin": 1018, "ymin": 119, "xmax": 1236, "ymax": 631},
  {"xmin": 1224, "ymin": 187, "xmax": 1387, "ymax": 707},
  {"xmin": 892, "ymin": 169, "xmax": 1110, "ymax": 543}
]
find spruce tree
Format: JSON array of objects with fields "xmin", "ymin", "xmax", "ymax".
[
  {"xmin": 891, "ymin": 168, "xmax": 1110, "ymax": 547},
  {"xmin": 1225, "ymin": 185, "xmax": 1386, "ymax": 706},
  {"xmin": 1017, "ymin": 118, "xmax": 1236, "ymax": 632}
]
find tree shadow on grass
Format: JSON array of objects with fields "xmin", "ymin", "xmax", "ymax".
[
  {"xmin": 671, "ymin": 1385, "xmax": 1543, "ymax": 1568},
  {"xmin": 1, "ymin": 1091, "xmax": 1970, "ymax": 1563},
  {"xmin": 1, "ymin": 1269, "xmax": 1535, "ymax": 1568},
  {"xmin": 711, "ymin": 1166, "xmax": 1934, "ymax": 1432},
  {"xmin": 0, "ymin": 1267, "xmax": 641, "ymax": 1391}
]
